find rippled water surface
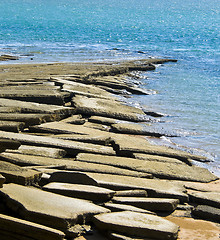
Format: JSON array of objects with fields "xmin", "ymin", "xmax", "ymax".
[{"xmin": 0, "ymin": 0, "xmax": 219, "ymax": 173}]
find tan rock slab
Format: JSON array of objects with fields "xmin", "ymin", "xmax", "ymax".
[
  {"xmin": 0, "ymin": 213, "xmax": 65, "ymax": 240},
  {"xmin": 0, "ymin": 121, "xmax": 25, "ymax": 132},
  {"xmin": 112, "ymin": 197, "xmax": 179, "ymax": 212},
  {"xmin": 0, "ymin": 153, "xmax": 150, "ymax": 178},
  {"xmin": 0, "ymin": 183, "xmax": 110, "ymax": 232},
  {"xmin": 184, "ymin": 179, "xmax": 220, "ymax": 192},
  {"xmin": 108, "ymin": 232, "xmax": 155, "ymax": 240},
  {"xmin": 76, "ymin": 153, "xmax": 216, "ymax": 182},
  {"xmin": 114, "ymin": 189, "xmax": 148, "ymax": 197},
  {"xmin": 0, "ymin": 98, "xmax": 75, "ymax": 116},
  {"xmin": 7, "ymin": 145, "xmax": 67, "ymax": 158},
  {"xmin": 0, "ymin": 160, "xmax": 42, "ymax": 185},
  {"xmin": 0, "ymin": 130, "xmax": 115, "ymax": 155},
  {"xmin": 81, "ymin": 172, "xmax": 188, "ymax": 202},
  {"xmin": 43, "ymin": 182, "xmax": 115, "ymax": 202},
  {"xmin": 103, "ymin": 202, "xmax": 155, "ymax": 215},
  {"xmin": 166, "ymin": 216, "xmax": 220, "ymax": 240},
  {"xmin": 72, "ymin": 95, "xmax": 149, "ymax": 122},
  {"xmin": 111, "ymin": 122, "xmax": 178, "ymax": 137},
  {"xmin": 188, "ymin": 190, "xmax": 220, "ymax": 208},
  {"xmin": 111, "ymin": 134, "xmax": 208, "ymax": 162},
  {"xmin": 60, "ymin": 114, "xmax": 86, "ymax": 124},
  {"xmin": 133, "ymin": 153, "xmax": 185, "ymax": 165},
  {"xmin": 93, "ymin": 211, "xmax": 179, "ymax": 240}
]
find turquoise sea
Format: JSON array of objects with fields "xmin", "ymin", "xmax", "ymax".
[{"xmin": 0, "ymin": 0, "xmax": 219, "ymax": 175}]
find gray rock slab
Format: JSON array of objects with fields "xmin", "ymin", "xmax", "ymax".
[
  {"xmin": 93, "ymin": 211, "xmax": 179, "ymax": 240},
  {"xmin": 76, "ymin": 153, "xmax": 215, "ymax": 182},
  {"xmin": 0, "ymin": 107, "xmax": 22, "ymax": 113},
  {"xmin": 0, "ymin": 130, "xmax": 115, "ymax": 155},
  {"xmin": 0, "ymin": 153, "xmax": 150, "ymax": 178},
  {"xmin": 0, "ymin": 183, "xmax": 110, "ymax": 232},
  {"xmin": 0, "ymin": 121, "xmax": 25, "ymax": 132},
  {"xmin": 0, "ymin": 98, "xmax": 75, "ymax": 116},
  {"xmin": 103, "ymin": 202, "xmax": 155, "ymax": 215},
  {"xmin": 0, "ymin": 160, "xmax": 42, "ymax": 185},
  {"xmin": 80, "ymin": 172, "xmax": 188, "ymax": 202},
  {"xmin": 114, "ymin": 190, "xmax": 148, "ymax": 197},
  {"xmin": 72, "ymin": 95, "xmax": 149, "ymax": 122},
  {"xmin": 112, "ymin": 197, "xmax": 179, "ymax": 212},
  {"xmin": 111, "ymin": 134, "xmax": 208, "ymax": 162},
  {"xmin": 0, "ymin": 213, "xmax": 65, "ymax": 240},
  {"xmin": 49, "ymin": 171, "xmax": 99, "ymax": 186},
  {"xmin": 43, "ymin": 182, "xmax": 115, "ymax": 202},
  {"xmin": 111, "ymin": 123, "xmax": 178, "ymax": 137},
  {"xmin": 192, "ymin": 205, "xmax": 220, "ymax": 222},
  {"xmin": 188, "ymin": 190, "xmax": 220, "ymax": 208},
  {"xmin": 7, "ymin": 145, "xmax": 67, "ymax": 158}
]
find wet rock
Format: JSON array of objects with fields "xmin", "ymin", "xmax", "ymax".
[
  {"xmin": 0, "ymin": 55, "xmax": 19, "ymax": 61},
  {"xmin": 72, "ymin": 95, "xmax": 149, "ymax": 122},
  {"xmin": 93, "ymin": 211, "xmax": 179, "ymax": 240},
  {"xmin": 7, "ymin": 145, "xmax": 67, "ymax": 159},
  {"xmin": 82, "ymin": 172, "xmax": 188, "ymax": 202},
  {"xmin": 111, "ymin": 123, "xmax": 178, "ymax": 137},
  {"xmin": 112, "ymin": 197, "xmax": 179, "ymax": 212},
  {"xmin": 76, "ymin": 153, "xmax": 215, "ymax": 182},
  {"xmin": 0, "ymin": 213, "xmax": 65, "ymax": 240},
  {"xmin": 103, "ymin": 202, "xmax": 155, "ymax": 215},
  {"xmin": 114, "ymin": 189, "xmax": 148, "ymax": 197},
  {"xmin": 0, "ymin": 160, "xmax": 42, "ymax": 185},
  {"xmin": 0, "ymin": 183, "xmax": 110, "ymax": 233},
  {"xmin": 0, "ymin": 130, "xmax": 115, "ymax": 156},
  {"xmin": 192, "ymin": 205, "xmax": 220, "ymax": 222},
  {"xmin": 43, "ymin": 182, "xmax": 115, "ymax": 202},
  {"xmin": 188, "ymin": 190, "xmax": 220, "ymax": 208}
]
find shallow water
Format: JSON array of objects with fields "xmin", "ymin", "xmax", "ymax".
[{"xmin": 0, "ymin": 0, "xmax": 219, "ymax": 174}]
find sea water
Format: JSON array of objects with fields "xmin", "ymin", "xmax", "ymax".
[{"xmin": 0, "ymin": 0, "xmax": 219, "ymax": 174}]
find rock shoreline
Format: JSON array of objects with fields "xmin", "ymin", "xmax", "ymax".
[{"xmin": 0, "ymin": 59, "xmax": 219, "ymax": 240}]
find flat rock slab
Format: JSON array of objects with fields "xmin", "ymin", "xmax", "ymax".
[
  {"xmin": 192, "ymin": 205, "xmax": 220, "ymax": 222},
  {"xmin": 0, "ymin": 160, "xmax": 42, "ymax": 185},
  {"xmin": 133, "ymin": 153, "xmax": 186, "ymax": 165},
  {"xmin": 81, "ymin": 172, "xmax": 188, "ymax": 202},
  {"xmin": 72, "ymin": 95, "xmax": 149, "ymax": 122},
  {"xmin": 0, "ymin": 213, "xmax": 65, "ymax": 240},
  {"xmin": 93, "ymin": 211, "xmax": 179, "ymax": 240},
  {"xmin": 112, "ymin": 197, "xmax": 179, "ymax": 212},
  {"xmin": 76, "ymin": 153, "xmax": 216, "ymax": 182},
  {"xmin": 0, "ymin": 98, "xmax": 75, "ymax": 116},
  {"xmin": 111, "ymin": 134, "xmax": 208, "ymax": 162},
  {"xmin": 0, "ymin": 139, "xmax": 21, "ymax": 152},
  {"xmin": 103, "ymin": 202, "xmax": 155, "ymax": 215},
  {"xmin": 0, "ymin": 121, "xmax": 25, "ymax": 132},
  {"xmin": 111, "ymin": 123, "xmax": 178, "ymax": 137},
  {"xmin": 188, "ymin": 190, "xmax": 220, "ymax": 208},
  {"xmin": 0, "ymin": 130, "xmax": 115, "ymax": 156},
  {"xmin": 8, "ymin": 145, "xmax": 67, "ymax": 158},
  {"xmin": 114, "ymin": 190, "xmax": 148, "ymax": 197},
  {"xmin": 0, "ymin": 183, "xmax": 109, "ymax": 232},
  {"xmin": 43, "ymin": 182, "xmax": 115, "ymax": 202},
  {"xmin": 184, "ymin": 179, "xmax": 220, "ymax": 192}
]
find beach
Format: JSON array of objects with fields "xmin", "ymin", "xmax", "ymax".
[{"xmin": 0, "ymin": 58, "xmax": 219, "ymax": 239}]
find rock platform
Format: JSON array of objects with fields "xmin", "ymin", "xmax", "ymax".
[{"xmin": 0, "ymin": 59, "xmax": 219, "ymax": 239}]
